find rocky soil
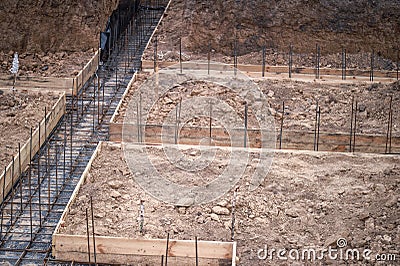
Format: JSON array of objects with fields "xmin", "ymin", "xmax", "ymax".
[
  {"xmin": 0, "ymin": 89, "xmax": 61, "ymax": 172},
  {"xmin": 115, "ymin": 76, "xmax": 400, "ymax": 136},
  {"xmin": 60, "ymin": 142, "xmax": 399, "ymax": 265},
  {"xmin": 0, "ymin": 0, "xmax": 122, "ymax": 77},
  {"xmin": 143, "ymin": 0, "xmax": 400, "ymax": 69}
]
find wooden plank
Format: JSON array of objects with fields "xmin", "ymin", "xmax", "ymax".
[
  {"xmin": 141, "ymin": 60, "xmax": 399, "ymax": 80},
  {"xmin": 0, "ymin": 93, "xmax": 66, "ymax": 203},
  {"xmin": 53, "ymin": 234, "xmax": 235, "ymax": 264},
  {"xmin": 73, "ymin": 50, "xmax": 99, "ymax": 95},
  {"xmin": 53, "ymin": 141, "xmax": 103, "ymax": 236},
  {"xmin": 0, "ymin": 75, "xmax": 73, "ymax": 91},
  {"xmin": 109, "ymin": 122, "xmax": 400, "ymax": 153}
]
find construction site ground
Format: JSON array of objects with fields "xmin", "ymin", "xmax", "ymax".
[
  {"xmin": 59, "ymin": 141, "xmax": 399, "ymax": 265},
  {"xmin": 0, "ymin": 89, "xmax": 61, "ymax": 172}
]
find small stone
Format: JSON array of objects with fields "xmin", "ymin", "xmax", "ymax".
[
  {"xmin": 110, "ymin": 190, "xmax": 121, "ymax": 198},
  {"xmin": 267, "ymin": 90, "xmax": 274, "ymax": 97},
  {"xmin": 383, "ymin": 235, "xmax": 392, "ymax": 244},
  {"xmin": 212, "ymin": 206, "xmax": 230, "ymax": 215},
  {"xmin": 95, "ymin": 212, "xmax": 104, "ymax": 218},
  {"xmin": 210, "ymin": 213, "xmax": 219, "ymax": 221},
  {"xmin": 249, "ymin": 214, "xmax": 255, "ymax": 219},
  {"xmin": 178, "ymin": 207, "xmax": 186, "ymax": 214},
  {"xmin": 285, "ymin": 208, "xmax": 299, "ymax": 218},
  {"xmin": 176, "ymin": 197, "xmax": 194, "ymax": 207},
  {"xmin": 108, "ymin": 180, "xmax": 123, "ymax": 189},
  {"xmin": 217, "ymin": 200, "xmax": 228, "ymax": 207}
]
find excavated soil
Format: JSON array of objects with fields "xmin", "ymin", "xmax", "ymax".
[
  {"xmin": 0, "ymin": 89, "xmax": 61, "ymax": 172},
  {"xmin": 115, "ymin": 76, "xmax": 399, "ymax": 136},
  {"xmin": 143, "ymin": 0, "xmax": 400, "ymax": 69},
  {"xmin": 60, "ymin": 142, "xmax": 399, "ymax": 265}
]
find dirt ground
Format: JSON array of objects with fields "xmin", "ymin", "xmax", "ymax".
[
  {"xmin": 114, "ymin": 72, "xmax": 399, "ymax": 137},
  {"xmin": 60, "ymin": 142, "xmax": 399, "ymax": 265},
  {"xmin": 0, "ymin": 50, "xmax": 95, "ymax": 78},
  {"xmin": 143, "ymin": 0, "xmax": 400, "ymax": 70},
  {"xmin": 0, "ymin": 89, "xmax": 61, "ymax": 172}
]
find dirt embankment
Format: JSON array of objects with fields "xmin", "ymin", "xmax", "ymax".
[
  {"xmin": 145, "ymin": 0, "xmax": 400, "ymax": 66},
  {"xmin": 0, "ymin": 0, "xmax": 121, "ymax": 77}
]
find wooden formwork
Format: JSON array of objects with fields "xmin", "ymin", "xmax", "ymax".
[
  {"xmin": 109, "ymin": 123, "xmax": 400, "ymax": 154},
  {"xmin": 0, "ymin": 93, "xmax": 66, "ymax": 204},
  {"xmin": 72, "ymin": 49, "xmax": 100, "ymax": 95},
  {"xmin": 141, "ymin": 60, "xmax": 399, "ymax": 81},
  {"xmin": 51, "ymin": 141, "xmax": 237, "ymax": 265}
]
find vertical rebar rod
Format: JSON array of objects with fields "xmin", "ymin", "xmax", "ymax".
[
  {"xmin": 161, "ymin": 255, "xmax": 164, "ymax": 266},
  {"xmin": 314, "ymin": 102, "xmax": 319, "ymax": 151},
  {"xmin": 1, "ymin": 166, "xmax": 4, "ymax": 238},
  {"xmin": 208, "ymin": 41, "xmax": 211, "ymax": 75},
  {"xmin": 370, "ymin": 50, "xmax": 374, "ymax": 82},
  {"xmin": 45, "ymin": 108, "xmax": 51, "ymax": 213},
  {"xmin": 18, "ymin": 143, "xmax": 22, "ymax": 211},
  {"xmin": 63, "ymin": 120, "xmax": 66, "ymax": 182},
  {"xmin": 353, "ymin": 101, "xmax": 358, "ymax": 153},
  {"xmin": 195, "ymin": 236, "xmax": 199, "ymax": 266},
  {"xmin": 86, "ymin": 208, "xmax": 91, "ymax": 264},
  {"xmin": 70, "ymin": 92, "xmax": 73, "ymax": 174},
  {"xmin": 316, "ymin": 44, "xmax": 320, "ymax": 79},
  {"xmin": 244, "ymin": 103, "xmax": 248, "ymax": 148},
  {"xmin": 385, "ymin": 96, "xmax": 393, "ymax": 154},
  {"xmin": 38, "ymin": 122, "xmax": 42, "ymax": 226},
  {"xmin": 209, "ymin": 101, "xmax": 212, "ymax": 142},
  {"xmin": 289, "ymin": 44, "xmax": 293, "ymax": 78},
  {"xmin": 316, "ymin": 107, "xmax": 321, "ymax": 151},
  {"xmin": 55, "ymin": 144, "xmax": 58, "ymax": 197},
  {"xmin": 234, "ymin": 37, "xmax": 238, "ymax": 77},
  {"xmin": 279, "ymin": 102, "xmax": 284, "ymax": 149},
  {"xmin": 11, "ymin": 156, "xmax": 14, "ymax": 224},
  {"xmin": 397, "ymin": 50, "xmax": 399, "ymax": 80},
  {"xmin": 29, "ymin": 128, "xmax": 33, "ymax": 241},
  {"xmin": 93, "ymin": 78, "xmax": 96, "ymax": 134},
  {"xmin": 137, "ymin": 103, "xmax": 140, "ymax": 143},
  {"xmin": 231, "ymin": 187, "xmax": 238, "ymax": 240},
  {"xmin": 262, "ymin": 46, "xmax": 266, "ymax": 77},
  {"xmin": 342, "ymin": 47, "xmax": 347, "ymax": 80},
  {"xmin": 165, "ymin": 232, "xmax": 170, "ymax": 266},
  {"xmin": 90, "ymin": 196, "xmax": 97, "ymax": 265},
  {"xmin": 154, "ymin": 36, "xmax": 158, "ymax": 73},
  {"xmin": 179, "ymin": 37, "xmax": 182, "ymax": 74},
  {"xmin": 349, "ymin": 96, "xmax": 354, "ymax": 152}
]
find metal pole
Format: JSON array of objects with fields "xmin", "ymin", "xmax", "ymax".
[
  {"xmin": 55, "ymin": 144, "xmax": 58, "ymax": 197},
  {"xmin": 244, "ymin": 103, "xmax": 248, "ymax": 148},
  {"xmin": 349, "ymin": 96, "xmax": 354, "ymax": 152},
  {"xmin": 316, "ymin": 107, "xmax": 321, "ymax": 151},
  {"xmin": 63, "ymin": 120, "xmax": 66, "ymax": 182},
  {"xmin": 353, "ymin": 101, "xmax": 358, "ymax": 152},
  {"xmin": 18, "ymin": 143, "xmax": 22, "ymax": 211},
  {"xmin": 209, "ymin": 101, "xmax": 212, "ymax": 142},
  {"xmin": 38, "ymin": 122, "xmax": 42, "ymax": 226},
  {"xmin": 90, "ymin": 196, "xmax": 97, "ymax": 265},
  {"xmin": 385, "ymin": 96, "xmax": 393, "ymax": 154},
  {"xmin": 316, "ymin": 44, "xmax": 320, "ymax": 79},
  {"xmin": 154, "ymin": 36, "xmax": 158, "ymax": 73},
  {"xmin": 86, "ymin": 208, "xmax": 91, "ymax": 264},
  {"xmin": 279, "ymin": 102, "xmax": 284, "ymax": 149},
  {"xmin": 342, "ymin": 47, "xmax": 347, "ymax": 80},
  {"xmin": 29, "ymin": 127, "xmax": 33, "ymax": 241},
  {"xmin": 314, "ymin": 102, "xmax": 319, "ymax": 151},
  {"xmin": 195, "ymin": 236, "xmax": 199, "ymax": 266},
  {"xmin": 11, "ymin": 156, "xmax": 14, "ymax": 224},
  {"xmin": 231, "ymin": 187, "xmax": 238, "ymax": 240},
  {"xmin": 165, "ymin": 232, "xmax": 170, "ymax": 266},
  {"xmin": 208, "ymin": 41, "xmax": 211, "ymax": 75},
  {"xmin": 370, "ymin": 50, "xmax": 374, "ymax": 82},
  {"xmin": 234, "ymin": 37, "xmax": 238, "ymax": 77},
  {"xmin": 262, "ymin": 46, "xmax": 266, "ymax": 77},
  {"xmin": 179, "ymin": 37, "xmax": 182, "ymax": 74},
  {"xmin": 289, "ymin": 44, "xmax": 293, "ymax": 78}
]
